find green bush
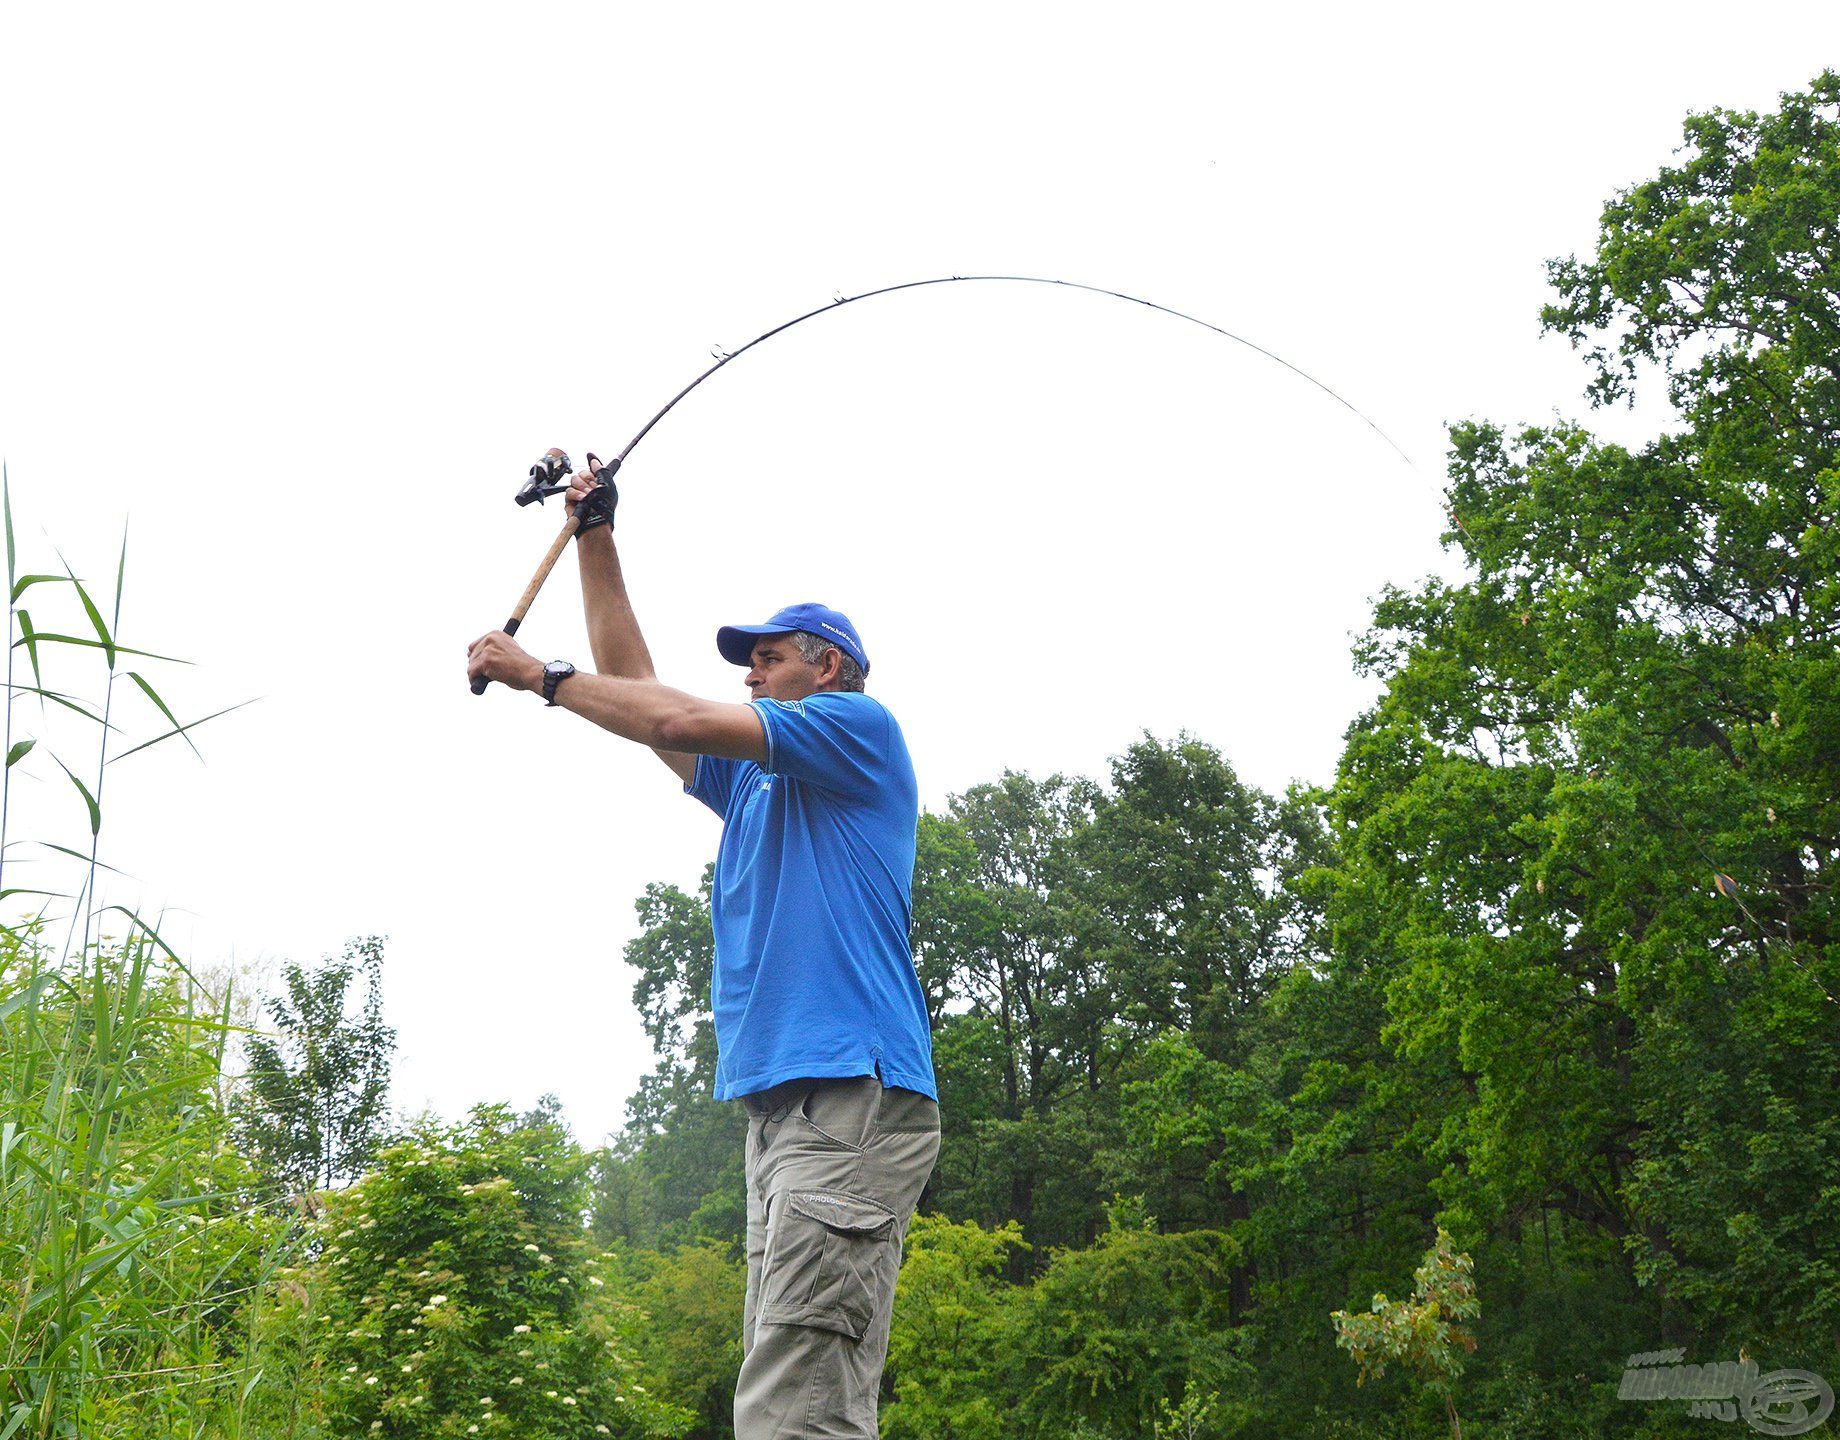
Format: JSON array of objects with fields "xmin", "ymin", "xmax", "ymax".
[
  {"xmin": 1019, "ymin": 1210, "xmax": 1246, "ymax": 1439},
  {"xmin": 884, "ymin": 1214, "xmax": 1028, "ymax": 1440},
  {"xmin": 883, "ymin": 1209, "xmax": 1255, "ymax": 1440},
  {"xmin": 618, "ymin": 1242, "xmax": 745, "ymax": 1439},
  {"xmin": 255, "ymin": 1104, "xmax": 692, "ymax": 1439},
  {"xmin": 1, "ymin": 932, "xmax": 288, "ymax": 1439}
]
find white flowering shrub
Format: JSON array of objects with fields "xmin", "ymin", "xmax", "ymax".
[{"xmin": 257, "ymin": 1105, "xmax": 691, "ymax": 1439}]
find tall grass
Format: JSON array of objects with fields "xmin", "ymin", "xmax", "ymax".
[{"xmin": 0, "ymin": 472, "xmax": 275, "ymax": 1439}]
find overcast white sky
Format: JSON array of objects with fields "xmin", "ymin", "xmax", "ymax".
[{"xmin": 2, "ymin": 4, "xmax": 1833, "ymax": 1145}]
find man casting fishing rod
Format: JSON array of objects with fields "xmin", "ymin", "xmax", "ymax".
[{"xmin": 465, "ymin": 461, "xmax": 938, "ymax": 1440}]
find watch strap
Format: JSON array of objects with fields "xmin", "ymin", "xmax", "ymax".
[{"xmin": 542, "ymin": 660, "xmax": 576, "ymax": 706}]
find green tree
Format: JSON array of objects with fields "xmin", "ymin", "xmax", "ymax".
[
  {"xmin": 882, "ymin": 1214, "xmax": 1029, "ymax": 1440},
  {"xmin": 594, "ymin": 872, "xmax": 746, "ymax": 1249},
  {"xmin": 1080, "ymin": 735, "xmax": 1327, "ymax": 1068},
  {"xmin": 235, "ymin": 935, "xmax": 396, "ymax": 1193},
  {"xmin": 1538, "ymin": 71, "xmax": 1840, "ymax": 1350},
  {"xmin": 917, "ymin": 771, "xmax": 1111, "ymax": 1253},
  {"xmin": 1333, "ymin": 1229, "xmax": 1480, "ymax": 1440},
  {"xmin": 1330, "ymin": 70, "xmax": 1840, "ymax": 1361},
  {"xmin": 1081, "ymin": 738, "xmax": 1332, "ymax": 1315}
]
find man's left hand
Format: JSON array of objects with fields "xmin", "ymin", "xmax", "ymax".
[
  {"xmin": 467, "ymin": 631, "xmax": 544, "ymax": 693},
  {"xmin": 567, "ymin": 458, "xmax": 618, "ymax": 537}
]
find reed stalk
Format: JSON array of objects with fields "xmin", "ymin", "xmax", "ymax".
[{"xmin": 0, "ymin": 480, "xmax": 273, "ymax": 1439}]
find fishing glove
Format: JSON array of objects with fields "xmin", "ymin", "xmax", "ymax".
[{"xmin": 572, "ymin": 454, "xmax": 620, "ymax": 536}]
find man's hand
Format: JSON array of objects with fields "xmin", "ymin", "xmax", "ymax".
[
  {"xmin": 467, "ymin": 630, "xmax": 544, "ymax": 693},
  {"xmin": 567, "ymin": 456, "xmax": 618, "ymax": 537}
]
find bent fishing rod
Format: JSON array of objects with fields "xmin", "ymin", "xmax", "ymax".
[{"xmin": 471, "ymin": 273, "xmax": 1416, "ymax": 695}]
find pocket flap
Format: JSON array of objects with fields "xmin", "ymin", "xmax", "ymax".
[{"xmin": 788, "ymin": 1190, "xmax": 896, "ymax": 1235}]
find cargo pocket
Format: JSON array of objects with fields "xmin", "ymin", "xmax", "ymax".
[{"xmin": 758, "ymin": 1190, "xmax": 897, "ymax": 1339}]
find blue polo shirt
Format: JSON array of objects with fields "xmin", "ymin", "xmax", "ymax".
[{"xmin": 686, "ymin": 692, "xmax": 936, "ymax": 1102}]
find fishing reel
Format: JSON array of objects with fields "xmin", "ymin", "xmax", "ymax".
[
  {"xmin": 513, "ymin": 448, "xmax": 622, "ymax": 507},
  {"xmin": 515, "ymin": 448, "xmax": 574, "ymax": 507}
]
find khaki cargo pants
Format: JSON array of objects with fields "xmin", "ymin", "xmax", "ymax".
[{"xmin": 736, "ymin": 1075, "xmax": 940, "ymax": 1439}]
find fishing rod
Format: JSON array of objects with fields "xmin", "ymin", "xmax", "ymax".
[
  {"xmin": 476, "ymin": 274, "xmax": 1417, "ymax": 695},
  {"xmin": 515, "ymin": 273, "xmax": 1417, "ymax": 510}
]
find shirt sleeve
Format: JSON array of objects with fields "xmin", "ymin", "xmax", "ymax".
[
  {"xmin": 687, "ymin": 753, "xmax": 745, "ymax": 816},
  {"xmin": 751, "ymin": 694, "xmax": 891, "ymax": 800}
]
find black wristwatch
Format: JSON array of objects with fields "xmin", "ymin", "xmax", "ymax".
[{"xmin": 541, "ymin": 660, "xmax": 576, "ymax": 706}]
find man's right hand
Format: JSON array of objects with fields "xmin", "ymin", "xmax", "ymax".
[{"xmin": 567, "ymin": 458, "xmax": 619, "ymax": 536}]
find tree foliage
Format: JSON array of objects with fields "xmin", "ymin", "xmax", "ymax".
[
  {"xmin": 235, "ymin": 935, "xmax": 397, "ymax": 1193},
  {"xmin": 1333, "ymin": 1229, "xmax": 1480, "ymax": 1440},
  {"xmin": 591, "ymin": 871, "xmax": 746, "ymax": 1251},
  {"xmin": 882, "ymin": 1214, "xmax": 1028, "ymax": 1440},
  {"xmin": 1335, "ymin": 70, "xmax": 1840, "ymax": 1360}
]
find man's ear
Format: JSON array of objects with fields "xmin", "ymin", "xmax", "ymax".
[{"xmin": 817, "ymin": 646, "xmax": 844, "ymax": 688}]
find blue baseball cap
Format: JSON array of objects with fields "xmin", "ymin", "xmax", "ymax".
[{"xmin": 716, "ymin": 602, "xmax": 870, "ymax": 675}]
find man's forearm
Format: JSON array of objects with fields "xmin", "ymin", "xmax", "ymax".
[
  {"xmin": 575, "ymin": 528, "xmax": 657, "ymax": 679},
  {"xmin": 570, "ymin": 524, "xmax": 702, "ymax": 782},
  {"xmin": 467, "ymin": 630, "xmax": 761, "ymax": 765},
  {"xmin": 549, "ymin": 668, "xmax": 765, "ymax": 761}
]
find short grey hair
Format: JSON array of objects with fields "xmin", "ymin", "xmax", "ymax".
[{"xmin": 791, "ymin": 630, "xmax": 866, "ymax": 692}]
